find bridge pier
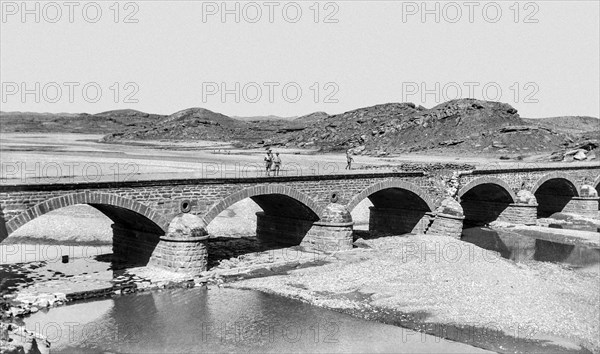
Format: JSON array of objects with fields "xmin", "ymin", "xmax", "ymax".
[
  {"xmin": 563, "ymin": 197, "xmax": 600, "ymax": 218},
  {"xmin": 559, "ymin": 184, "xmax": 599, "ymax": 218},
  {"xmin": 148, "ymin": 214, "xmax": 209, "ymax": 275},
  {"xmin": 495, "ymin": 190, "xmax": 538, "ymax": 225},
  {"xmin": 578, "ymin": 185, "xmax": 600, "ymax": 217},
  {"xmin": 301, "ymin": 203, "xmax": 354, "ymax": 252},
  {"xmin": 368, "ymin": 207, "xmax": 433, "ymax": 236},
  {"xmin": 426, "ymin": 197, "xmax": 464, "ymax": 239},
  {"xmin": 496, "ymin": 203, "xmax": 538, "ymax": 225}
]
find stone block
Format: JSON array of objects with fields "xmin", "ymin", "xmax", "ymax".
[{"xmin": 425, "ymin": 213, "xmax": 464, "ymax": 239}]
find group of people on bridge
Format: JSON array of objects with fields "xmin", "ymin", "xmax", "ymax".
[
  {"xmin": 264, "ymin": 149, "xmax": 282, "ymax": 176},
  {"xmin": 263, "ymin": 148, "xmax": 355, "ymax": 176}
]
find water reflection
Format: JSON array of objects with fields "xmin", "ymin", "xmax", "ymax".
[
  {"xmin": 462, "ymin": 227, "xmax": 536, "ymax": 261},
  {"xmin": 21, "ymin": 288, "xmax": 491, "ymax": 353},
  {"xmin": 543, "ymin": 213, "xmax": 600, "ymax": 233},
  {"xmin": 461, "ymin": 227, "xmax": 600, "ymax": 269}
]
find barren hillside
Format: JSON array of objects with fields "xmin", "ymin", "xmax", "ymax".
[{"xmin": 2, "ymin": 100, "xmax": 597, "ymax": 161}]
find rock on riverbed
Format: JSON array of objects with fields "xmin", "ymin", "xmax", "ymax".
[{"xmin": 1, "ymin": 322, "xmax": 50, "ymax": 354}]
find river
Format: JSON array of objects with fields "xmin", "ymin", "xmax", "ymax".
[{"xmin": 17, "ymin": 287, "xmax": 491, "ymax": 353}]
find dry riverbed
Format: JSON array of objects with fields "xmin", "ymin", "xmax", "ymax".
[{"xmin": 228, "ymin": 235, "xmax": 600, "ymax": 353}]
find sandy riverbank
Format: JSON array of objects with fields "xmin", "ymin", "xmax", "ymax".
[
  {"xmin": 228, "ymin": 235, "xmax": 600, "ymax": 353},
  {"xmin": 2, "ymin": 133, "xmax": 591, "ymax": 185}
]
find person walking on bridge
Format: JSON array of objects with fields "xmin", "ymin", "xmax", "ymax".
[
  {"xmin": 345, "ymin": 150, "xmax": 354, "ymax": 170},
  {"xmin": 264, "ymin": 149, "xmax": 273, "ymax": 176},
  {"xmin": 273, "ymin": 152, "xmax": 282, "ymax": 176}
]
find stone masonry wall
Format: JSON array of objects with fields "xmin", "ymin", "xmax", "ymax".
[
  {"xmin": 301, "ymin": 223, "xmax": 354, "ymax": 251},
  {"xmin": 1, "ymin": 167, "xmax": 598, "ymax": 240},
  {"xmin": 458, "ymin": 167, "xmax": 599, "ymax": 196},
  {"xmin": 425, "ymin": 213, "xmax": 464, "ymax": 239},
  {"xmin": 0, "ymin": 173, "xmax": 432, "ymax": 234},
  {"xmin": 148, "ymin": 240, "xmax": 208, "ymax": 274},
  {"xmin": 499, "ymin": 204, "xmax": 538, "ymax": 225},
  {"xmin": 563, "ymin": 198, "xmax": 600, "ymax": 218}
]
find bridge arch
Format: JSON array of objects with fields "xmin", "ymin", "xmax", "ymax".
[
  {"xmin": 458, "ymin": 177, "xmax": 516, "ymax": 226},
  {"xmin": 4, "ymin": 192, "xmax": 168, "ymax": 238},
  {"xmin": 458, "ymin": 177, "xmax": 517, "ymax": 202},
  {"xmin": 531, "ymin": 172, "xmax": 579, "ymax": 218},
  {"xmin": 203, "ymin": 185, "xmax": 322, "ymax": 225},
  {"xmin": 203, "ymin": 185, "xmax": 322, "ymax": 246},
  {"xmin": 347, "ymin": 179, "xmax": 435, "ymax": 212},
  {"xmin": 346, "ymin": 179, "xmax": 435, "ymax": 237},
  {"xmin": 531, "ymin": 172, "xmax": 579, "ymax": 197}
]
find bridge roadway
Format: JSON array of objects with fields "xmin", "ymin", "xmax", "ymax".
[{"xmin": 1, "ymin": 164, "xmax": 598, "ymax": 275}]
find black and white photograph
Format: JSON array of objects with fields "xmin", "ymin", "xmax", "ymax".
[{"xmin": 1, "ymin": 1, "xmax": 599, "ymax": 353}]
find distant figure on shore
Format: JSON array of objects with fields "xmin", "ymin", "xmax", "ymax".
[
  {"xmin": 273, "ymin": 152, "xmax": 282, "ymax": 176},
  {"xmin": 264, "ymin": 149, "xmax": 273, "ymax": 176},
  {"xmin": 345, "ymin": 150, "xmax": 353, "ymax": 170}
]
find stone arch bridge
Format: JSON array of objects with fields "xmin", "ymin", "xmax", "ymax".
[{"xmin": 1, "ymin": 165, "xmax": 598, "ymax": 275}]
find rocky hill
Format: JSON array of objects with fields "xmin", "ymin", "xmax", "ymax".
[
  {"xmin": 105, "ymin": 107, "xmax": 244, "ymax": 141},
  {"xmin": 102, "ymin": 107, "xmax": 297, "ymax": 142},
  {"xmin": 242, "ymin": 99, "xmax": 598, "ymax": 158},
  {"xmin": 2, "ymin": 100, "xmax": 597, "ymax": 160},
  {"xmin": 523, "ymin": 116, "xmax": 599, "ymax": 134},
  {"xmin": 231, "ymin": 114, "xmax": 297, "ymax": 121},
  {"xmin": 0, "ymin": 109, "xmax": 164, "ymax": 134}
]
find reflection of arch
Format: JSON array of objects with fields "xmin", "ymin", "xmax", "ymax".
[
  {"xmin": 203, "ymin": 185, "xmax": 322, "ymax": 225},
  {"xmin": 531, "ymin": 172, "xmax": 579, "ymax": 197},
  {"xmin": 458, "ymin": 177, "xmax": 516, "ymax": 203},
  {"xmin": 4, "ymin": 192, "xmax": 168, "ymax": 238},
  {"xmin": 346, "ymin": 179, "xmax": 435, "ymax": 212}
]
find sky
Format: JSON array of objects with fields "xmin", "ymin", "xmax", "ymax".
[{"xmin": 1, "ymin": 0, "xmax": 599, "ymax": 118}]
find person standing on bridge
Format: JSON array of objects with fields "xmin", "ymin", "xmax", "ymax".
[
  {"xmin": 345, "ymin": 150, "xmax": 354, "ymax": 170},
  {"xmin": 272, "ymin": 152, "xmax": 282, "ymax": 176},
  {"xmin": 264, "ymin": 149, "xmax": 273, "ymax": 176}
]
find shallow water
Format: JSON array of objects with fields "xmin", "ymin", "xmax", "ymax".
[
  {"xmin": 461, "ymin": 227, "xmax": 600, "ymax": 272},
  {"xmin": 547, "ymin": 220, "xmax": 600, "ymax": 233},
  {"xmin": 19, "ymin": 287, "xmax": 491, "ymax": 353}
]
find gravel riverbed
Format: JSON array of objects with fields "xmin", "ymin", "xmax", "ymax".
[{"xmin": 229, "ymin": 235, "xmax": 600, "ymax": 353}]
